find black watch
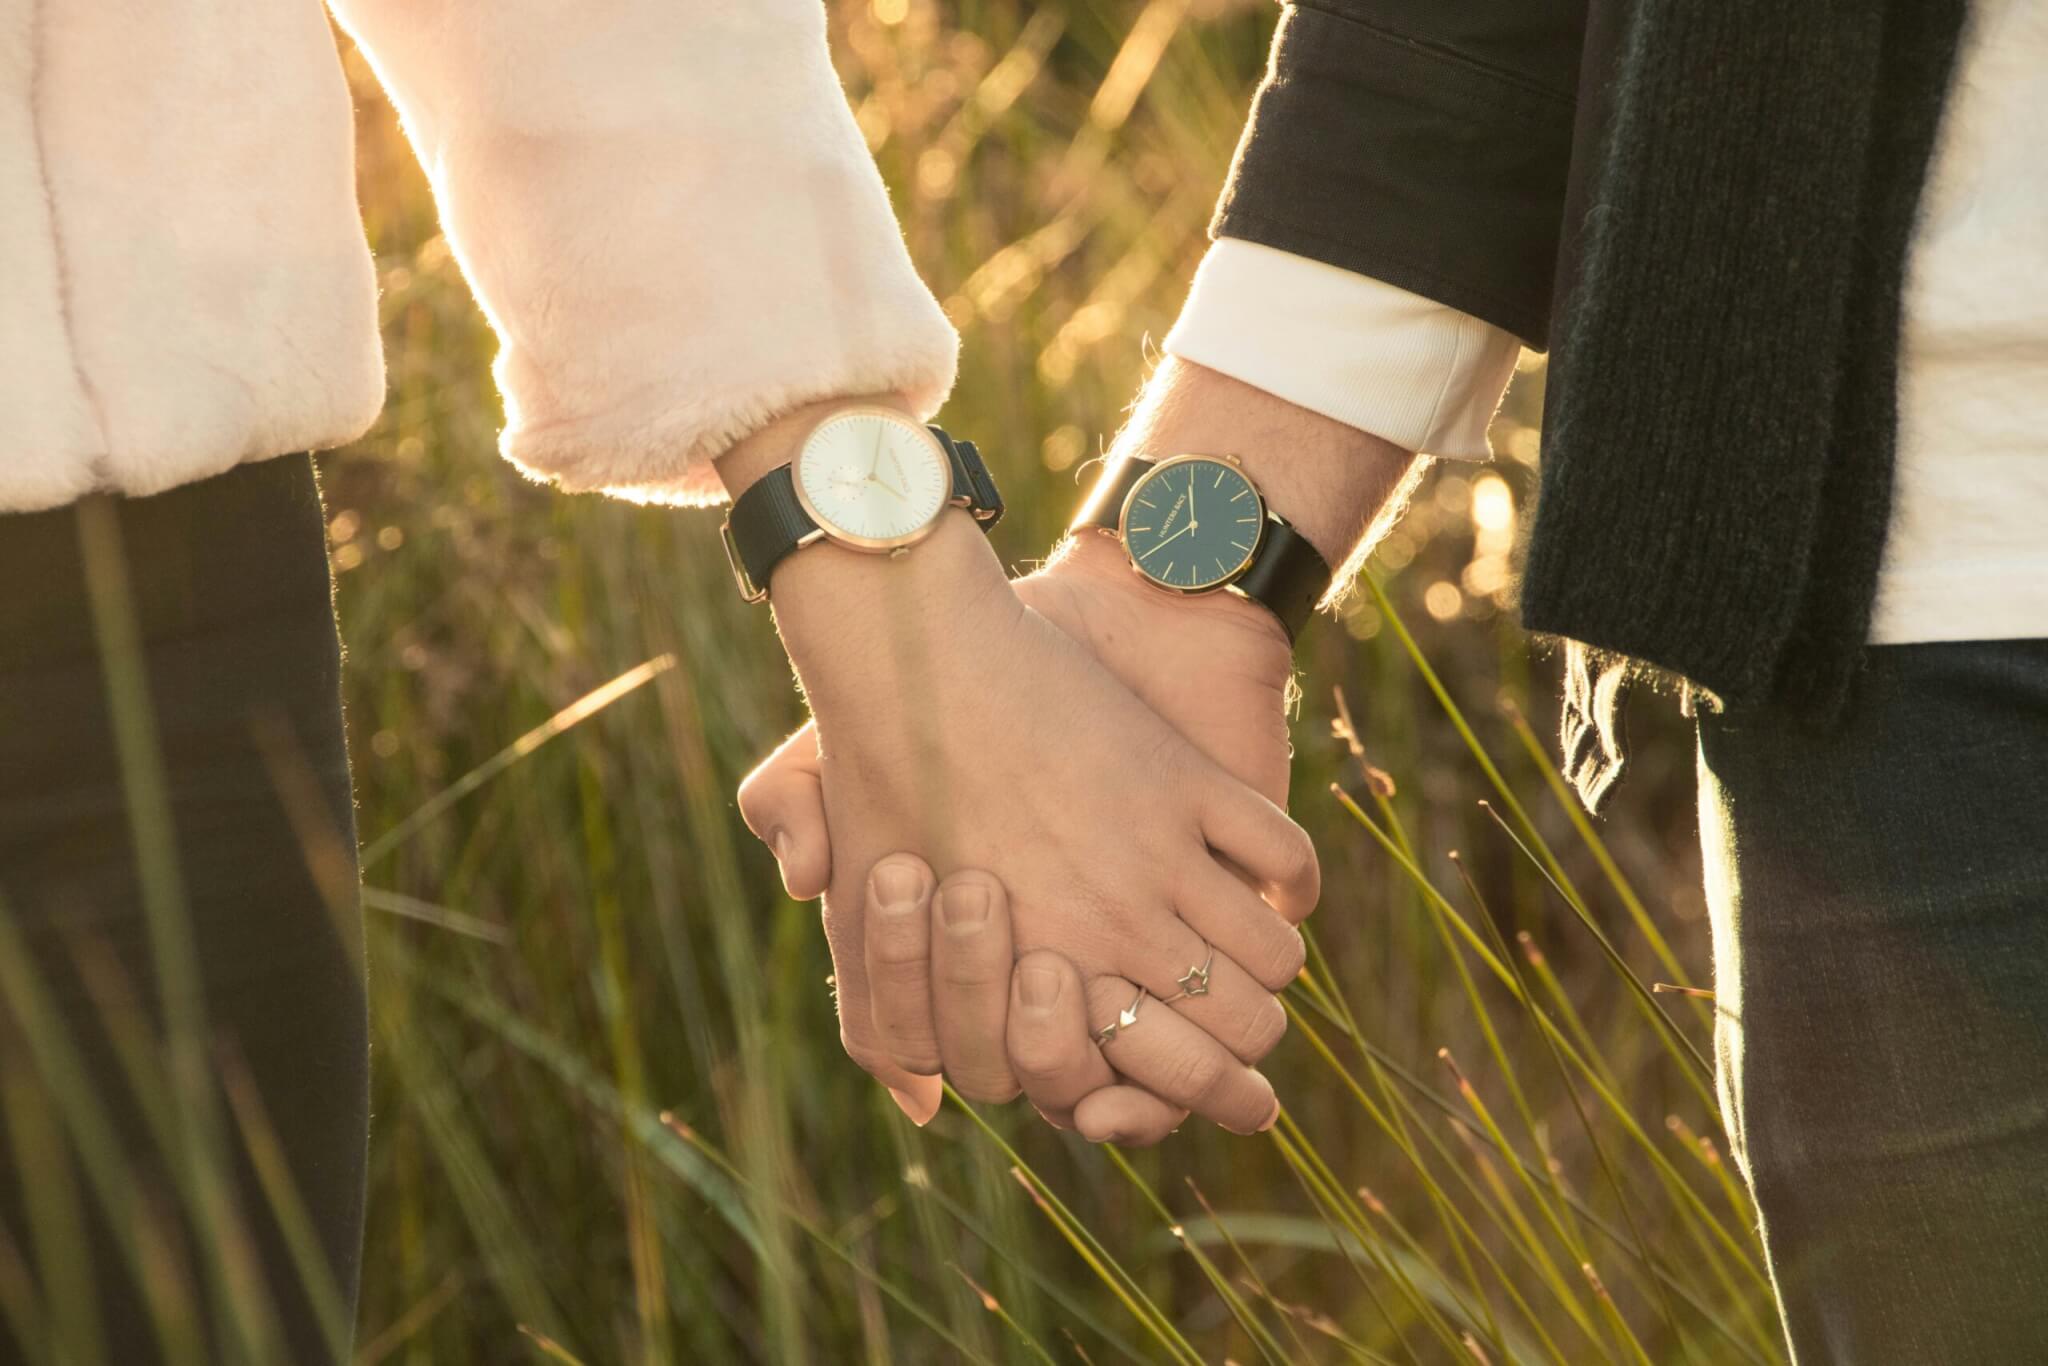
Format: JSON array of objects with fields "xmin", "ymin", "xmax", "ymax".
[
  {"xmin": 720, "ymin": 408, "xmax": 1003, "ymax": 602},
  {"xmin": 1069, "ymin": 454, "xmax": 1329, "ymax": 640}
]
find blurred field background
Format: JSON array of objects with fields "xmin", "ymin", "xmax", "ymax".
[{"xmin": 327, "ymin": 2, "xmax": 1769, "ymax": 1362}]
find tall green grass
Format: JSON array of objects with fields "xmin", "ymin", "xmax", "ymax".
[{"xmin": 0, "ymin": 4, "xmax": 1769, "ymax": 1363}]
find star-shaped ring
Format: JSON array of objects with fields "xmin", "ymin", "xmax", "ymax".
[{"xmin": 1160, "ymin": 947, "xmax": 1215, "ymax": 1006}]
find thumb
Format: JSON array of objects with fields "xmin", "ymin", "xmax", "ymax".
[{"xmin": 737, "ymin": 723, "xmax": 831, "ymax": 900}]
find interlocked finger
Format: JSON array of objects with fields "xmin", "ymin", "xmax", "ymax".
[
  {"xmin": 1174, "ymin": 857, "xmax": 1307, "ymax": 992},
  {"xmin": 1081, "ymin": 973, "xmax": 1279, "ymax": 1135},
  {"xmin": 1121, "ymin": 917, "xmax": 1287, "ymax": 1065}
]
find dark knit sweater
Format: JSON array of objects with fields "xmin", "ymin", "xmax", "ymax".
[
  {"xmin": 1211, "ymin": 0, "xmax": 1971, "ymax": 795},
  {"xmin": 1525, "ymin": 0, "xmax": 1970, "ymax": 717}
]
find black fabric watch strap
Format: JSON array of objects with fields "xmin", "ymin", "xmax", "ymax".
[
  {"xmin": 723, "ymin": 465, "xmax": 816, "ymax": 602},
  {"xmin": 721, "ymin": 422, "xmax": 1001, "ymax": 602},
  {"xmin": 931, "ymin": 427, "xmax": 1006, "ymax": 529},
  {"xmin": 1069, "ymin": 456, "xmax": 1330, "ymax": 641}
]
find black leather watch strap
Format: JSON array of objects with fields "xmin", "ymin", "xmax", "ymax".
[
  {"xmin": 1072, "ymin": 457, "xmax": 1152, "ymax": 533},
  {"xmin": 1069, "ymin": 456, "xmax": 1330, "ymax": 641},
  {"xmin": 1231, "ymin": 518, "xmax": 1328, "ymax": 640},
  {"xmin": 721, "ymin": 421, "xmax": 1001, "ymax": 603}
]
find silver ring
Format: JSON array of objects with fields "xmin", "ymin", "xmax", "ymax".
[
  {"xmin": 1092, "ymin": 987, "xmax": 1149, "ymax": 1046},
  {"xmin": 1160, "ymin": 947, "xmax": 1215, "ymax": 1005}
]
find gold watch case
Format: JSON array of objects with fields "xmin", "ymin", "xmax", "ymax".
[
  {"xmin": 790, "ymin": 404, "xmax": 953, "ymax": 554},
  {"xmin": 1113, "ymin": 452, "xmax": 1270, "ymax": 596}
]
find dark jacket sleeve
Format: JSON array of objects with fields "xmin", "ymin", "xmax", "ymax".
[{"xmin": 1212, "ymin": 0, "xmax": 1589, "ymax": 348}]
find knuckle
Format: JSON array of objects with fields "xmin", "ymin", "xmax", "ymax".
[
  {"xmin": 1255, "ymin": 927, "xmax": 1308, "ymax": 990},
  {"xmin": 840, "ymin": 1031, "xmax": 889, "ymax": 1078},
  {"xmin": 1158, "ymin": 1048, "xmax": 1228, "ymax": 1106},
  {"xmin": 866, "ymin": 916, "xmax": 931, "ymax": 971},
  {"xmin": 1276, "ymin": 823, "xmax": 1318, "ymax": 888},
  {"xmin": 1233, "ymin": 998, "xmax": 1289, "ymax": 1063},
  {"xmin": 1007, "ymin": 1025, "xmax": 1077, "ymax": 1085},
  {"xmin": 887, "ymin": 1041, "xmax": 943, "ymax": 1075},
  {"xmin": 938, "ymin": 954, "xmax": 1007, "ymax": 992},
  {"xmin": 952, "ymin": 1069, "xmax": 1022, "ymax": 1104},
  {"xmin": 734, "ymin": 773, "xmax": 773, "ymax": 830}
]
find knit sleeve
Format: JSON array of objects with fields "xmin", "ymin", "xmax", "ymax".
[
  {"xmin": 1212, "ymin": 0, "xmax": 1587, "ymax": 349},
  {"xmin": 327, "ymin": 0, "xmax": 958, "ymax": 505}
]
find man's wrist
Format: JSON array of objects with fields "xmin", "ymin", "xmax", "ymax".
[
  {"xmin": 1042, "ymin": 528, "xmax": 1292, "ymax": 658},
  {"xmin": 1108, "ymin": 358, "xmax": 1417, "ymax": 569}
]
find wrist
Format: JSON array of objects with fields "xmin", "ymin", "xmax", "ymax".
[
  {"xmin": 1110, "ymin": 358, "xmax": 1416, "ymax": 569},
  {"xmin": 1038, "ymin": 529, "xmax": 1292, "ymax": 670},
  {"xmin": 717, "ymin": 393, "xmax": 1018, "ymax": 710},
  {"xmin": 775, "ymin": 506, "xmax": 1018, "ymax": 715},
  {"xmin": 713, "ymin": 391, "xmax": 918, "ymax": 501}
]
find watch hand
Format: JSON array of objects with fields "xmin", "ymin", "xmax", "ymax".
[
  {"xmin": 1137, "ymin": 520, "xmax": 1196, "ymax": 560},
  {"xmin": 869, "ymin": 427, "xmax": 884, "ymax": 477},
  {"xmin": 867, "ymin": 475, "xmax": 906, "ymax": 501}
]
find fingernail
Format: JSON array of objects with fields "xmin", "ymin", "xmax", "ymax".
[
  {"xmin": 887, "ymin": 1086, "xmax": 938, "ymax": 1127},
  {"xmin": 871, "ymin": 861, "xmax": 927, "ymax": 909},
  {"xmin": 1017, "ymin": 965, "xmax": 1062, "ymax": 1009},
  {"xmin": 1259, "ymin": 1098, "xmax": 1282, "ymax": 1132},
  {"xmin": 938, "ymin": 883, "xmax": 989, "ymax": 927}
]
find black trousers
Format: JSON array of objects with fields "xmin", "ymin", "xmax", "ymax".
[
  {"xmin": 1699, "ymin": 640, "xmax": 2048, "ymax": 1363},
  {"xmin": 0, "ymin": 457, "xmax": 363, "ymax": 1365}
]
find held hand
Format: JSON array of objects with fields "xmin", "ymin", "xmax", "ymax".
[{"xmin": 741, "ymin": 530, "xmax": 1307, "ymax": 1142}]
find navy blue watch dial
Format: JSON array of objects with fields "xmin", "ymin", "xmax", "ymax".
[{"xmin": 1119, "ymin": 457, "xmax": 1265, "ymax": 591}]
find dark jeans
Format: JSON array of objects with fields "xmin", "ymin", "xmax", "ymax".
[
  {"xmin": 0, "ymin": 456, "xmax": 363, "ymax": 1364},
  {"xmin": 1699, "ymin": 640, "xmax": 2048, "ymax": 1363}
]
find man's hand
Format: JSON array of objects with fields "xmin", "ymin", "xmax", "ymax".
[
  {"xmin": 729, "ymin": 366, "xmax": 1413, "ymax": 1141},
  {"xmin": 740, "ymin": 543, "xmax": 1302, "ymax": 1140},
  {"xmin": 721, "ymin": 396, "xmax": 1316, "ymax": 1138}
]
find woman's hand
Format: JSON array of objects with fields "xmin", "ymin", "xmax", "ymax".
[
  {"xmin": 736, "ymin": 487, "xmax": 1312, "ymax": 1134},
  {"xmin": 741, "ymin": 521, "xmax": 1310, "ymax": 1141},
  {"xmin": 855, "ymin": 855, "xmax": 1234, "ymax": 1142}
]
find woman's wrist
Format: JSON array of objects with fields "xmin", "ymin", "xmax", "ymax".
[
  {"xmin": 712, "ymin": 391, "xmax": 1020, "ymax": 715},
  {"xmin": 712, "ymin": 391, "xmax": 917, "ymax": 501},
  {"xmin": 772, "ymin": 505, "xmax": 1017, "ymax": 712}
]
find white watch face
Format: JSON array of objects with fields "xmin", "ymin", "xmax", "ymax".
[{"xmin": 794, "ymin": 411, "xmax": 952, "ymax": 547}]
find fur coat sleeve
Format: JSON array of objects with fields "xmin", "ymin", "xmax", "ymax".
[
  {"xmin": 0, "ymin": 1, "xmax": 956, "ymax": 511},
  {"xmin": 330, "ymin": 0, "xmax": 959, "ymax": 505}
]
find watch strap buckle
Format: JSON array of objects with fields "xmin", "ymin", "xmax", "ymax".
[
  {"xmin": 719, "ymin": 518, "xmax": 768, "ymax": 603},
  {"xmin": 932, "ymin": 427, "xmax": 1006, "ymax": 531}
]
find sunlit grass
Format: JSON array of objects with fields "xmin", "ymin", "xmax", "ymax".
[
  {"xmin": 324, "ymin": 4, "xmax": 1756, "ymax": 1361},
  {"xmin": 0, "ymin": 5, "xmax": 1767, "ymax": 1365}
]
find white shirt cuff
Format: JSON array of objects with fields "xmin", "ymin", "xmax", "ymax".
[{"xmin": 1163, "ymin": 238, "xmax": 1521, "ymax": 459}]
